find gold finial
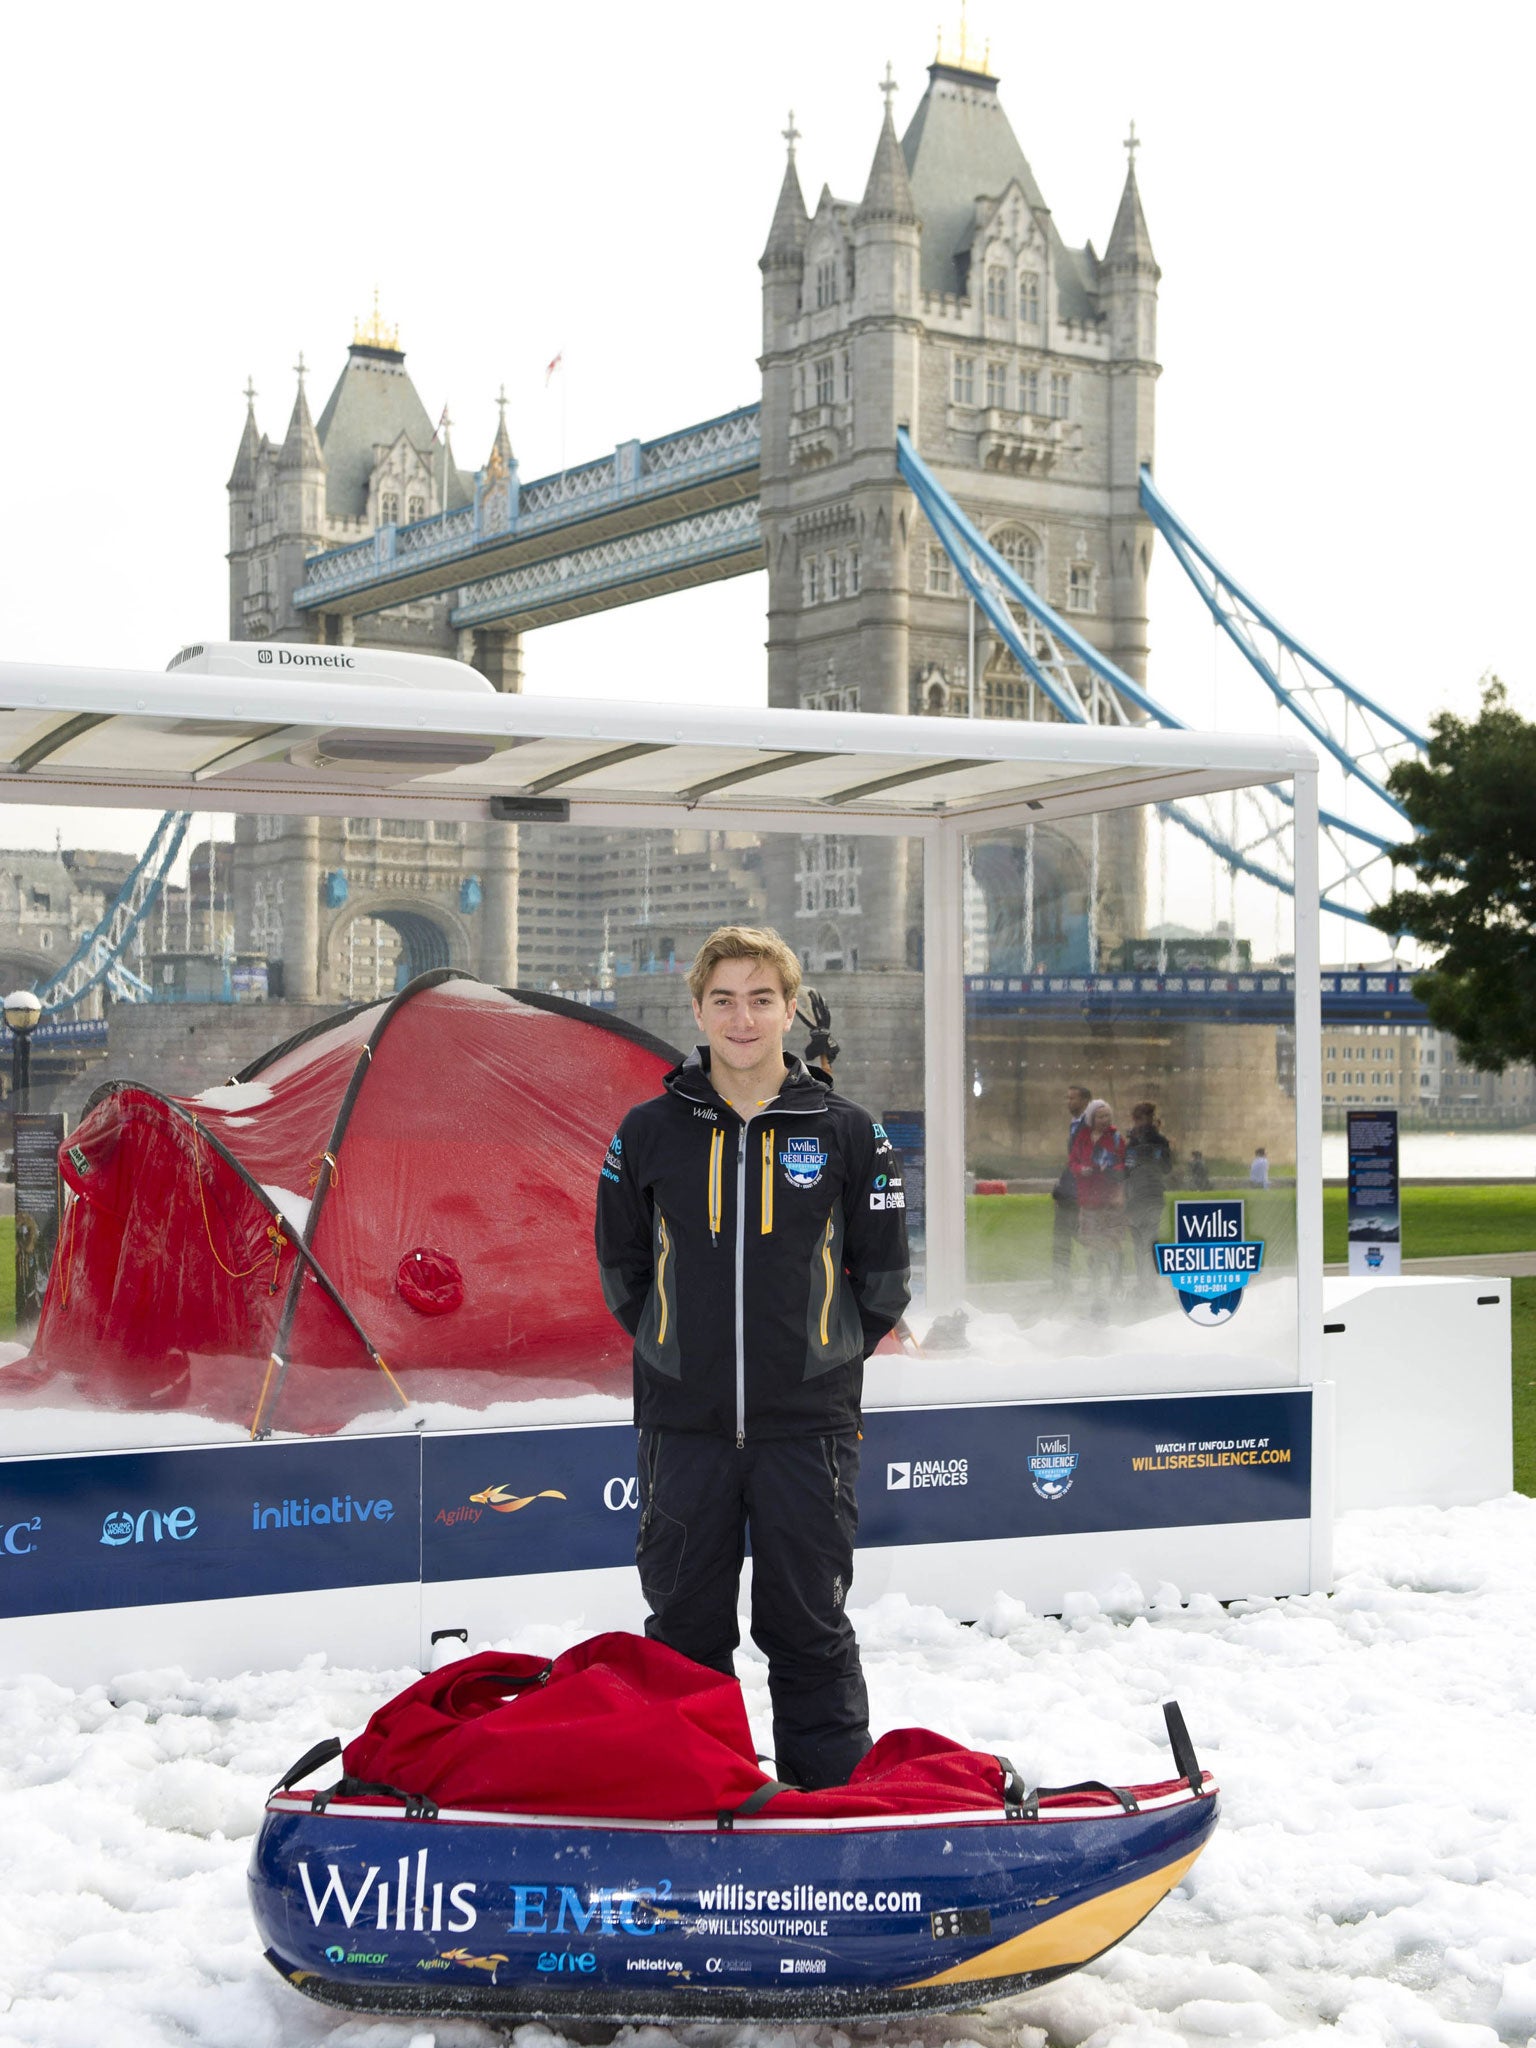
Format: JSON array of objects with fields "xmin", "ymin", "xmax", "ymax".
[
  {"xmin": 935, "ymin": 1, "xmax": 993, "ymax": 74},
  {"xmin": 352, "ymin": 286, "xmax": 401, "ymax": 352}
]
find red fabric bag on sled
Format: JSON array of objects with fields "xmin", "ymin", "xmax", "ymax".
[{"xmin": 343, "ymin": 1630, "xmax": 1010, "ymax": 1821}]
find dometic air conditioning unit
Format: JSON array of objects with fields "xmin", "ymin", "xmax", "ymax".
[{"xmin": 166, "ymin": 641, "xmax": 501, "ymax": 775}]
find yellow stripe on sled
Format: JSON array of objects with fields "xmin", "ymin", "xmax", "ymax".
[{"xmin": 903, "ymin": 1846, "xmax": 1204, "ymax": 1988}]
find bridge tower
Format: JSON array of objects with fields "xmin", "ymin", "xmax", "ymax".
[
  {"xmin": 757, "ymin": 49, "xmax": 1161, "ymax": 973},
  {"xmin": 224, "ymin": 312, "xmax": 524, "ymax": 999}
]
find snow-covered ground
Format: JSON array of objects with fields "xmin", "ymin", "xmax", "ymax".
[{"xmin": 1, "ymin": 1497, "xmax": 1533, "ymax": 2048}]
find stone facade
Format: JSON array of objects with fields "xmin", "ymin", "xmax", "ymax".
[{"xmin": 757, "ymin": 57, "xmax": 1160, "ymax": 973}]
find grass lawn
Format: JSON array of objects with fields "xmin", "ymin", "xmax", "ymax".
[{"xmin": 968, "ymin": 1184, "xmax": 1535, "ymax": 1496}]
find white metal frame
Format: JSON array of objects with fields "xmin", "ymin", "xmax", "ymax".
[{"xmin": 0, "ymin": 657, "xmax": 1320, "ymax": 1329}]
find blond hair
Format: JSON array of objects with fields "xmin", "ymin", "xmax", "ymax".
[{"xmin": 688, "ymin": 925, "xmax": 803, "ymax": 1005}]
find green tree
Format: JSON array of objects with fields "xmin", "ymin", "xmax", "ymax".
[{"xmin": 1370, "ymin": 679, "xmax": 1536, "ymax": 1070}]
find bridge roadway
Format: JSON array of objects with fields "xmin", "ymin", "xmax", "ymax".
[
  {"xmin": 295, "ymin": 405, "xmax": 764, "ymax": 630},
  {"xmin": 0, "ymin": 972, "xmax": 1429, "ymax": 1058}
]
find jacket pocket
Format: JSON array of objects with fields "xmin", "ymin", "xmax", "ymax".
[
  {"xmin": 636, "ymin": 1212, "xmax": 682, "ymax": 1378},
  {"xmin": 803, "ymin": 1208, "xmax": 863, "ymax": 1377}
]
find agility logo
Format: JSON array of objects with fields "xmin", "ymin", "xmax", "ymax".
[
  {"xmin": 469, "ymin": 1484, "xmax": 568, "ymax": 1514},
  {"xmin": 1029, "ymin": 1434, "xmax": 1078, "ymax": 1500},
  {"xmin": 780, "ymin": 1136, "xmax": 827, "ymax": 1189},
  {"xmin": 1155, "ymin": 1200, "xmax": 1264, "ymax": 1327}
]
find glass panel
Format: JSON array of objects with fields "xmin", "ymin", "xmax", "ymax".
[
  {"xmin": 939, "ymin": 793, "xmax": 1300, "ymax": 1396},
  {"xmin": 0, "ymin": 805, "xmax": 924, "ymax": 1451}
]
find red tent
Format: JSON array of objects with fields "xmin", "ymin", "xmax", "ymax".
[{"xmin": 26, "ymin": 975, "xmax": 676, "ymax": 1433}]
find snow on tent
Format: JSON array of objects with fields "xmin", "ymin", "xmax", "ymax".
[{"xmin": 22, "ymin": 974, "xmax": 678, "ymax": 1434}]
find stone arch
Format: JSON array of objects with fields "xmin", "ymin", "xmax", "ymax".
[
  {"xmin": 324, "ymin": 898, "xmax": 469, "ymax": 1002},
  {"xmin": 968, "ymin": 828, "xmax": 1090, "ymax": 974}
]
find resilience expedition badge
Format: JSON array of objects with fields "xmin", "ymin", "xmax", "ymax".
[{"xmin": 1155, "ymin": 1199, "xmax": 1264, "ymax": 1327}]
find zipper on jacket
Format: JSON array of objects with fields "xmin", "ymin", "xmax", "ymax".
[
  {"xmin": 819, "ymin": 1215, "xmax": 836, "ymax": 1348},
  {"xmin": 656, "ymin": 1214, "xmax": 672, "ymax": 1347},
  {"xmin": 760, "ymin": 1127, "xmax": 775, "ymax": 1235},
  {"xmin": 734, "ymin": 1126, "xmax": 748, "ymax": 1447},
  {"xmin": 707, "ymin": 1128, "xmax": 724, "ymax": 1244}
]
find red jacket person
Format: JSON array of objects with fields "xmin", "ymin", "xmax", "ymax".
[{"xmin": 595, "ymin": 925, "xmax": 910, "ymax": 1788}]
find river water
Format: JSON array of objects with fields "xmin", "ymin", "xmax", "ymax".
[{"xmin": 1321, "ymin": 1130, "xmax": 1536, "ymax": 1180}]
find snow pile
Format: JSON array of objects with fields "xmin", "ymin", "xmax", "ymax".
[{"xmin": 0, "ymin": 1497, "xmax": 1533, "ymax": 2046}]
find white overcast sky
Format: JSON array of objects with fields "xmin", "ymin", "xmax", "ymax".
[{"xmin": 0, "ymin": 0, "xmax": 1530, "ymax": 959}]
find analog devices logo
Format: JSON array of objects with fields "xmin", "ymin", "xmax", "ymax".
[
  {"xmin": 886, "ymin": 1461, "xmax": 910, "ymax": 1489},
  {"xmin": 887, "ymin": 1459, "xmax": 967, "ymax": 1489}
]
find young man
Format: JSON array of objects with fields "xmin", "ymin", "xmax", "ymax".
[
  {"xmin": 1051, "ymin": 1084, "xmax": 1092, "ymax": 1289},
  {"xmin": 594, "ymin": 925, "xmax": 910, "ymax": 1790}
]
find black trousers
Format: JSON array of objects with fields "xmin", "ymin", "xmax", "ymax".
[
  {"xmin": 635, "ymin": 1427, "xmax": 871, "ymax": 1791},
  {"xmin": 1052, "ymin": 1193, "xmax": 1079, "ymax": 1279}
]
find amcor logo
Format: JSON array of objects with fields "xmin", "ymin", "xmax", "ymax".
[{"xmin": 100, "ymin": 1507, "xmax": 197, "ymax": 1546}]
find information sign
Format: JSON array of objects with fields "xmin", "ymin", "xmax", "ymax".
[
  {"xmin": 12, "ymin": 1111, "xmax": 64, "ymax": 1333},
  {"xmin": 1346, "ymin": 1109, "xmax": 1401, "ymax": 1276}
]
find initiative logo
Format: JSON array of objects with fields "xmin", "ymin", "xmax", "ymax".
[
  {"xmin": 1029, "ymin": 1434, "xmax": 1078, "ymax": 1501},
  {"xmin": 780, "ymin": 1136, "xmax": 827, "ymax": 1189},
  {"xmin": 1154, "ymin": 1200, "xmax": 1265, "ymax": 1326}
]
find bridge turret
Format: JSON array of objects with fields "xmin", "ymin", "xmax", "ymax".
[
  {"xmin": 271, "ymin": 359, "xmax": 328, "ymax": 636},
  {"xmin": 1100, "ymin": 127, "xmax": 1161, "ymax": 695},
  {"xmin": 226, "ymin": 380, "xmax": 266, "ymax": 637}
]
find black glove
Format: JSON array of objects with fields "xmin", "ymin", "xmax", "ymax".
[{"xmin": 801, "ymin": 985, "xmax": 840, "ymax": 1067}]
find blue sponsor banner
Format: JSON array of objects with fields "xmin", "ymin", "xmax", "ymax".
[
  {"xmin": 0, "ymin": 1437, "xmax": 420, "ymax": 1620},
  {"xmin": 859, "ymin": 1392, "xmax": 1310, "ymax": 1546},
  {"xmin": 0, "ymin": 1392, "xmax": 1310, "ymax": 1617},
  {"xmin": 422, "ymin": 1426, "xmax": 637, "ymax": 1583}
]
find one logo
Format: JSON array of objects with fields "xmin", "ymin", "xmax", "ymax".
[
  {"xmin": 468, "ymin": 1484, "xmax": 567, "ymax": 1514},
  {"xmin": 604, "ymin": 1476, "xmax": 641, "ymax": 1511},
  {"xmin": 3, "ymin": 1517, "xmax": 40, "ymax": 1556},
  {"xmin": 780, "ymin": 1136, "xmax": 827, "ymax": 1189},
  {"xmin": 257, "ymin": 647, "xmax": 273, "ymax": 663},
  {"xmin": 1154, "ymin": 1200, "xmax": 1265, "ymax": 1326},
  {"xmin": 886, "ymin": 1461, "xmax": 911, "ymax": 1489},
  {"xmin": 100, "ymin": 1506, "xmax": 197, "ymax": 1546},
  {"xmin": 537, "ymin": 1949, "xmax": 597, "ymax": 1974},
  {"xmin": 1029, "ymin": 1434, "xmax": 1078, "ymax": 1501}
]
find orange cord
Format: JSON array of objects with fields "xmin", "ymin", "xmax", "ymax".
[
  {"xmin": 306, "ymin": 1150, "xmax": 339, "ymax": 1192},
  {"xmin": 189, "ymin": 1117, "xmax": 289, "ymax": 1282}
]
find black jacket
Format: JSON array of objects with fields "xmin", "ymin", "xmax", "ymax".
[{"xmin": 595, "ymin": 1048, "xmax": 910, "ymax": 1442}]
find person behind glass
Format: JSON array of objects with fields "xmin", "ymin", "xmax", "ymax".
[
  {"xmin": 1188, "ymin": 1149, "xmax": 1212, "ymax": 1191},
  {"xmin": 1249, "ymin": 1146, "xmax": 1270, "ymax": 1190},
  {"xmin": 1051, "ymin": 1084, "xmax": 1091, "ymax": 1292},
  {"xmin": 1124, "ymin": 1100, "xmax": 1173, "ymax": 1294},
  {"xmin": 1069, "ymin": 1099, "xmax": 1127, "ymax": 1316}
]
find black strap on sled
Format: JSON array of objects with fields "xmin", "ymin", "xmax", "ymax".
[
  {"xmin": 311, "ymin": 1775, "xmax": 440, "ymax": 1821},
  {"xmin": 995, "ymin": 1754, "xmax": 1029, "ymax": 1819},
  {"xmin": 1011, "ymin": 1778, "xmax": 1140, "ymax": 1820},
  {"xmin": 1162, "ymin": 1697, "xmax": 1204, "ymax": 1796},
  {"xmin": 717, "ymin": 1778, "xmax": 792, "ymax": 1830},
  {"xmin": 270, "ymin": 1737, "xmax": 342, "ymax": 1797}
]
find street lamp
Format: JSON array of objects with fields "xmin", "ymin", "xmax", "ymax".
[{"xmin": 4, "ymin": 989, "xmax": 43, "ymax": 1116}]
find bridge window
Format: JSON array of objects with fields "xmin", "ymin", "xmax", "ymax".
[
  {"xmin": 408, "ymin": 496, "xmax": 425, "ymax": 521},
  {"xmin": 381, "ymin": 492, "xmax": 400, "ymax": 525},
  {"xmin": 1020, "ymin": 271, "xmax": 1041, "ymax": 324},
  {"xmin": 952, "ymin": 355, "xmax": 977, "ymax": 406},
  {"xmin": 986, "ymin": 675, "xmax": 1027, "ymax": 719},
  {"xmin": 39, "ymin": 929, "xmax": 51, "ymax": 949},
  {"xmin": 815, "ymin": 257, "xmax": 838, "ymax": 308},
  {"xmin": 827, "ymin": 553, "xmax": 842, "ymax": 600},
  {"xmin": 985, "ymin": 265, "xmax": 1009, "ymax": 319},
  {"xmin": 804, "ymin": 556, "xmax": 820, "ymax": 604},
  {"xmin": 847, "ymin": 547, "xmax": 861, "ymax": 594},
  {"xmin": 1050, "ymin": 373, "xmax": 1071, "ymax": 420},
  {"xmin": 842, "ymin": 351, "xmax": 852, "ymax": 402},
  {"xmin": 986, "ymin": 361, "xmax": 1008, "ymax": 407},
  {"xmin": 815, "ymin": 357, "xmax": 835, "ymax": 407},
  {"xmin": 1020, "ymin": 368, "xmax": 1040, "ymax": 414},
  {"xmin": 1067, "ymin": 563, "xmax": 1095, "ymax": 613},
  {"xmin": 992, "ymin": 525, "xmax": 1039, "ymax": 585},
  {"xmin": 926, "ymin": 545, "xmax": 954, "ymax": 596}
]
